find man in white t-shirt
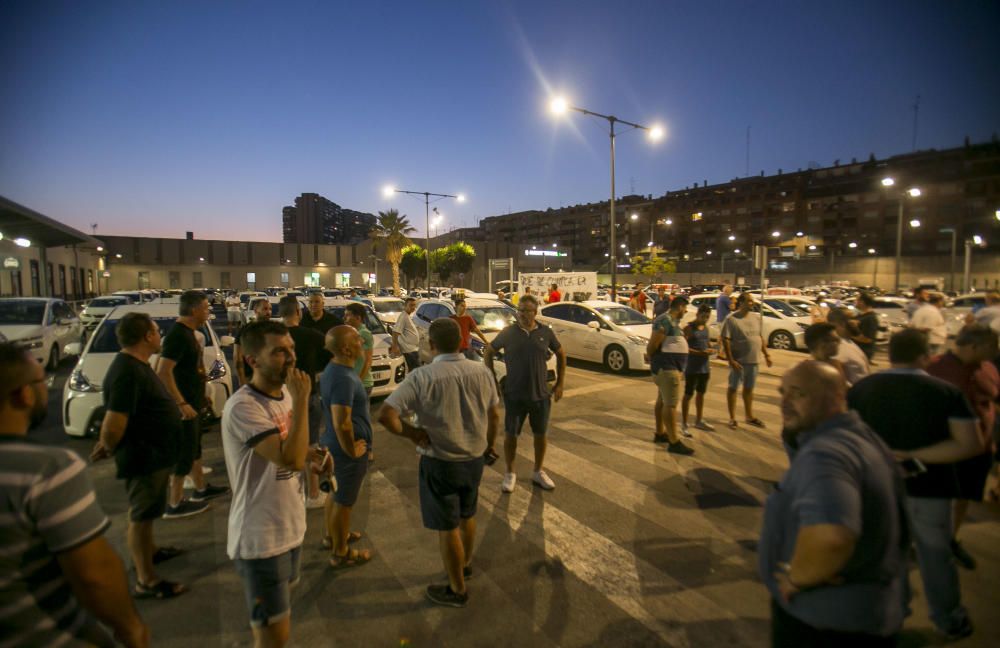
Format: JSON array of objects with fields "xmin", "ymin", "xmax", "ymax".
[
  {"xmin": 221, "ymin": 319, "xmax": 313, "ymax": 647},
  {"xmin": 826, "ymin": 308, "xmax": 871, "ymax": 385},
  {"xmin": 390, "ymin": 297, "xmax": 421, "ymax": 371},
  {"xmin": 225, "ymin": 292, "xmax": 242, "ymax": 335},
  {"xmin": 910, "ymin": 293, "xmax": 948, "ymax": 353}
]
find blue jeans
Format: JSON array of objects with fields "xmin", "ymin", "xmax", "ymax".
[{"xmin": 905, "ymin": 496, "xmax": 968, "ymax": 632}]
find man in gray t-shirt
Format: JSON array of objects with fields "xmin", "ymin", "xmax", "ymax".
[{"xmin": 721, "ymin": 293, "xmax": 772, "ymax": 429}]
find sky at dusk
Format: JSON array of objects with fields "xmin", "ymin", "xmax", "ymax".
[{"xmin": 1, "ymin": 0, "xmax": 998, "ymax": 242}]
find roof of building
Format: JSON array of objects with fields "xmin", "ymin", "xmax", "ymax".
[{"xmin": 0, "ymin": 195, "xmax": 104, "ymax": 248}]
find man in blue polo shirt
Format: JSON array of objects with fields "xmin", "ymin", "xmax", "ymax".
[{"xmin": 647, "ymin": 296, "xmax": 694, "ymax": 455}]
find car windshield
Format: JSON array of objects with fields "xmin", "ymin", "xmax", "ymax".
[
  {"xmin": 90, "ymin": 318, "xmax": 214, "ymax": 353},
  {"xmin": 0, "ymin": 300, "xmax": 46, "ymax": 325},
  {"xmin": 467, "ymin": 306, "xmax": 516, "ymax": 332},
  {"xmin": 372, "ymin": 300, "xmax": 404, "ymax": 314},
  {"xmin": 325, "ymin": 306, "xmax": 387, "ymax": 335},
  {"xmin": 764, "ymin": 299, "xmax": 808, "ymax": 317},
  {"xmin": 594, "ymin": 307, "xmax": 650, "ymax": 326},
  {"xmin": 88, "ymin": 297, "xmax": 129, "ymax": 308}
]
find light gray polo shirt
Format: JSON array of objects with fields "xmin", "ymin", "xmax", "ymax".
[{"xmin": 384, "ymin": 352, "xmax": 499, "ymax": 461}]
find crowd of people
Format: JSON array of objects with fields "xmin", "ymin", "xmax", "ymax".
[{"xmin": 1, "ymin": 283, "xmax": 998, "ymax": 646}]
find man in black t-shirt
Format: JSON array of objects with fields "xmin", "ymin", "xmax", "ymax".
[
  {"xmin": 301, "ymin": 292, "xmax": 342, "ymax": 337},
  {"xmin": 855, "ymin": 292, "xmax": 880, "ymax": 361},
  {"xmin": 157, "ymin": 291, "xmax": 229, "ymax": 519},
  {"xmin": 91, "ymin": 312, "xmax": 186, "ymax": 598},
  {"xmin": 848, "ymin": 329, "xmax": 982, "ymax": 640}
]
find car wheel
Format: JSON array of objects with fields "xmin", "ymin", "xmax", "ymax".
[
  {"xmin": 769, "ymin": 330, "xmax": 794, "ymax": 350},
  {"xmin": 603, "ymin": 345, "xmax": 629, "ymax": 374},
  {"xmin": 46, "ymin": 344, "xmax": 60, "ymax": 371}
]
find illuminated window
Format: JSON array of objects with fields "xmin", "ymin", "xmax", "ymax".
[{"xmin": 691, "ymin": 212, "xmax": 703, "ymax": 222}]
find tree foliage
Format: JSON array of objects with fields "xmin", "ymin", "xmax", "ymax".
[
  {"xmin": 429, "ymin": 242, "xmax": 477, "ymax": 285},
  {"xmin": 369, "ymin": 209, "xmax": 416, "ymax": 295},
  {"xmin": 630, "ymin": 255, "xmax": 676, "ymax": 281},
  {"xmin": 399, "ymin": 244, "xmax": 426, "ymax": 287}
]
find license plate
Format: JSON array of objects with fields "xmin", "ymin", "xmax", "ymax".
[{"xmin": 372, "ymin": 372, "xmax": 389, "ymax": 381}]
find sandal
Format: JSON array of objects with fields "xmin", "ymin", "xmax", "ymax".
[
  {"xmin": 329, "ymin": 547, "xmax": 373, "ymax": 569},
  {"xmin": 134, "ymin": 579, "xmax": 187, "ymax": 599},
  {"xmin": 151, "ymin": 546, "xmax": 184, "ymax": 564},
  {"xmin": 321, "ymin": 531, "xmax": 362, "ymax": 550},
  {"xmin": 652, "ymin": 435, "xmax": 670, "ymax": 444},
  {"xmin": 746, "ymin": 418, "xmax": 766, "ymax": 428},
  {"xmin": 728, "ymin": 420, "xmax": 739, "ymax": 429}
]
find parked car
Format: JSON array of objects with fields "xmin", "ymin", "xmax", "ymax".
[
  {"xmin": 538, "ymin": 300, "xmax": 651, "ymax": 373},
  {"xmin": 366, "ymin": 296, "xmax": 406, "ymax": 326},
  {"xmin": 79, "ymin": 295, "xmax": 133, "ymax": 333},
  {"xmin": 681, "ymin": 293, "xmax": 808, "ymax": 350},
  {"xmin": 411, "ymin": 297, "xmax": 558, "ymax": 388},
  {"xmin": 62, "ymin": 303, "xmax": 235, "ymax": 438},
  {"xmin": 944, "ymin": 293, "xmax": 987, "ymax": 337},
  {"xmin": 0, "ymin": 297, "xmax": 83, "ymax": 369},
  {"xmin": 322, "ymin": 299, "xmax": 407, "ymax": 398}
]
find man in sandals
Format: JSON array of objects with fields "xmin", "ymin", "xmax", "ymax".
[
  {"xmin": 378, "ymin": 318, "xmax": 501, "ymax": 607},
  {"xmin": 221, "ymin": 320, "xmax": 314, "ymax": 647},
  {"xmin": 91, "ymin": 312, "xmax": 187, "ymax": 600},
  {"xmin": 321, "ymin": 325, "xmax": 374, "ymax": 569},
  {"xmin": 721, "ymin": 292, "xmax": 772, "ymax": 429}
]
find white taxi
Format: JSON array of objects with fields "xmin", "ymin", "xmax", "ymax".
[
  {"xmin": 0, "ymin": 297, "xmax": 83, "ymax": 370},
  {"xmin": 322, "ymin": 299, "xmax": 407, "ymax": 398},
  {"xmin": 537, "ymin": 300, "xmax": 651, "ymax": 373}
]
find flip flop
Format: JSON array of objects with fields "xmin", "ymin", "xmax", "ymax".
[
  {"xmin": 746, "ymin": 418, "xmax": 766, "ymax": 428},
  {"xmin": 728, "ymin": 420, "xmax": 739, "ymax": 429},
  {"xmin": 151, "ymin": 546, "xmax": 184, "ymax": 565},
  {"xmin": 329, "ymin": 547, "xmax": 373, "ymax": 569},
  {"xmin": 134, "ymin": 579, "xmax": 187, "ymax": 599},
  {"xmin": 321, "ymin": 531, "xmax": 362, "ymax": 550}
]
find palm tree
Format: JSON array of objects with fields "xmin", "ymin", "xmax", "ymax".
[{"xmin": 370, "ymin": 209, "xmax": 416, "ymax": 296}]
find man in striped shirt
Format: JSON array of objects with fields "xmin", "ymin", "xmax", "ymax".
[{"xmin": 0, "ymin": 342, "xmax": 148, "ymax": 647}]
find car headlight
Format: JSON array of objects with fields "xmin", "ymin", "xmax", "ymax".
[
  {"xmin": 207, "ymin": 359, "xmax": 227, "ymax": 381},
  {"xmin": 68, "ymin": 369, "xmax": 100, "ymax": 392},
  {"xmin": 20, "ymin": 336, "xmax": 44, "ymax": 349},
  {"xmin": 626, "ymin": 335, "xmax": 648, "ymax": 346},
  {"xmin": 797, "ymin": 322, "xmax": 810, "ymax": 330}
]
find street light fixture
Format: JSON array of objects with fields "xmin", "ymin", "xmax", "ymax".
[
  {"xmin": 848, "ymin": 242, "xmax": 858, "ymax": 248},
  {"xmin": 630, "ymin": 213, "xmax": 639, "ymax": 221},
  {"xmin": 550, "ymin": 94, "xmax": 663, "ymax": 301},
  {"xmin": 796, "ymin": 231, "xmax": 804, "ymax": 237},
  {"xmin": 939, "ymin": 228, "xmax": 958, "ymax": 291},
  {"xmin": 728, "ymin": 234, "xmax": 736, "ymax": 241},
  {"xmin": 771, "ymin": 231, "xmax": 780, "ymax": 238},
  {"xmin": 963, "ymin": 235, "xmax": 987, "ymax": 292},
  {"xmin": 383, "ymin": 185, "xmax": 465, "ymax": 290},
  {"xmin": 883, "ymin": 177, "xmax": 922, "ymax": 293},
  {"xmin": 909, "ymin": 219, "xmax": 921, "ymax": 228}
]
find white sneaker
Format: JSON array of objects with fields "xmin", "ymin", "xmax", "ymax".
[
  {"xmin": 501, "ymin": 472, "xmax": 517, "ymax": 493},
  {"xmin": 305, "ymin": 493, "xmax": 326, "ymax": 509},
  {"xmin": 694, "ymin": 420, "xmax": 715, "ymax": 432},
  {"xmin": 532, "ymin": 470, "xmax": 555, "ymax": 491},
  {"xmin": 201, "ymin": 465, "xmax": 213, "ymax": 475},
  {"xmin": 681, "ymin": 425, "xmax": 693, "ymax": 438},
  {"xmin": 183, "ymin": 476, "xmax": 195, "ymax": 490}
]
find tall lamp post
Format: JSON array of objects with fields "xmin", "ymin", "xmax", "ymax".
[
  {"xmin": 382, "ymin": 186, "xmax": 465, "ymax": 291},
  {"xmin": 938, "ymin": 227, "xmax": 958, "ymax": 292},
  {"xmin": 550, "ymin": 96, "xmax": 663, "ymax": 302},
  {"xmin": 882, "ymin": 177, "xmax": 921, "ymax": 293},
  {"xmin": 963, "ymin": 235, "xmax": 986, "ymax": 293}
]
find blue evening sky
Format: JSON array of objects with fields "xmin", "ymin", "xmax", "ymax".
[{"xmin": 1, "ymin": 1, "xmax": 997, "ymax": 241}]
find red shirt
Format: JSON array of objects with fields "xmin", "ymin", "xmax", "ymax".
[
  {"xmin": 927, "ymin": 352, "xmax": 1000, "ymax": 435},
  {"xmin": 548, "ymin": 290, "xmax": 561, "ymax": 303},
  {"xmin": 451, "ymin": 314, "xmax": 476, "ymax": 350},
  {"xmin": 634, "ymin": 291, "xmax": 647, "ymax": 312}
]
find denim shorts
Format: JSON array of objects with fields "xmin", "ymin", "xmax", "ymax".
[
  {"xmin": 419, "ymin": 456, "xmax": 484, "ymax": 531},
  {"xmin": 332, "ymin": 454, "xmax": 369, "ymax": 507},
  {"xmin": 233, "ymin": 546, "xmax": 301, "ymax": 628},
  {"xmin": 504, "ymin": 397, "xmax": 551, "ymax": 437},
  {"xmin": 728, "ymin": 363, "xmax": 759, "ymax": 390}
]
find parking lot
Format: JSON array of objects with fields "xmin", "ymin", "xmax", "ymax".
[{"xmin": 29, "ymin": 326, "xmax": 1000, "ymax": 647}]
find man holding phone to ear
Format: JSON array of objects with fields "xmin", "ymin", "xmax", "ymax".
[{"xmin": 848, "ymin": 329, "xmax": 985, "ymax": 641}]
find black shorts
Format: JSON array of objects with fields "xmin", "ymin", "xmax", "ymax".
[
  {"xmin": 419, "ymin": 456, "xmax": 484, "ymax": 531},
  {"xmin": 402, "ymin": 352, "xmax": 420, "ymax": 372},
  {"xmin": 174, "ymin": 417, "xmax": 202, "ymax": 476},
  {"xmin": 504, "ymin": 397, "xmax": 551, "ymax": 437},
  {"xmin": 332, "ymin": 454, "xmax": 369, "ymax": 507},
  {"xmin": 125, "ymin": 468, "xmax": 171, "ymax": 522},
  {"xmin": 683, "ymin": 372, "xmax": 710, "ymax": 396}
]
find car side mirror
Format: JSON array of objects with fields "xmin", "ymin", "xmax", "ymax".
[
  {"xmin": 587, "ymin": 321, "xmax": 600, "ymax": 329},
  {"xmin": 219, "ymin": 335, "xmax": 235, "ymax": 347},
  {"xmin": 64, "ymin": 342, "xmax": 82, "ymax": 356}
]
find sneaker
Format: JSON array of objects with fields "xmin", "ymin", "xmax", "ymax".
[
  {"xmin": 681, "ymin": 425, "xmax": 693, "ymax": 439},
  {"xmin": 162, "ymin": 500, "xmax": 209, "ymax": 519},
  {"xmin": 951, "ymin": 540, "xmax": 977, "ymax": 570},
  {"xmin": 425, "ymin": 584, "xmax": 468, "ymax": 608},
  {"xmin": 189, "ymin": 484, "xmax": 229, "ymax": 502},
  {"xmin": 463, "ymin": 565, "xmax": 473, "ymax": 580},
  {"xmin": 306, "ymin": 493, "xmax": 327, "ymax": 509},
  {"xmin": 694, "ymin": 420, "xmax": 715, "ymax": 432},
  {"xmin": 940, "ymin": 616, "xmax": 974, "ymax": 640},
  {"xmin": 667, "ymin": 441, "xmax": 695, "ymax": 456},
  {"xmin": 183, "ymin": 476, "xmax": 196, "ymax": 490},
  {"xmin": 201, "ymin": 465, "xmax": 213, "ymax": 476},
  {"xmin": 501, "ymin": 472, "xmax": 517, "ymax": 493},
  {"xmin": 532, "ymin": 470, "xmax": 555, "ymax": 491}
]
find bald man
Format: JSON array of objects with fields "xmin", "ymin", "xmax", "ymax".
[{"xmin": 760, "ymin": 361, "xmax": 907, "ymax": 645}]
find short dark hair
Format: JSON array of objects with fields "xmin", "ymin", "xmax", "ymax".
[
  {"xmin": 804, "ymin": 322, "xmax": 837, "ymax": 350},
  {"xmin": 857, "ymin": 292, "xmax": 876, "ymax": 308},
  {"xmin": 0, "ymin": 342, "xmax": 36, "ymax": 407},
  {"xmin": 429, "ymin": 318, "xmax": 461, "ymax": 353},
  {"xmin": 519, "ymin": 294, "xmax": 539, "ymax": 310},
  {"xmin": 179, "ymin": 290, "xmax": 207, "ymax": 316},
  {"xmin": 239, "ymin": 320, "xmax": 289, "ymax": 358},
  {"xmin": 116, "ymin": 312, "xmax": 155, "ymax": 348},
  {"xmin": 453, "ymin": 297, "xmax": 465, "ymax": 306},
  {"xmin": 405, "ymin": 297, "xmax": 416, "ymax": 304},
  {"xmin": 955, "ymin": 324, "xmax": 999, "ymax": 350},
  {"xmin": 669, "ymin": 295, "xmax": 689, "ymax": 310},
  {"xmin": 889, "ymin": 328, "xmax": 929, "ymax": 364},
  {"xmin": 252, "ymin": 297, "xmax": 270, "ymax": 312},
  {"xmin": 826, "ymin": 307, "xmax": 852, "ymax": 327},
  {"xmin": 277, "ymin": 295, "xmax": 300, "ymax": 318},
  {"xmin": 736, "ymin": 292, "xmax": 752, "ymax": 306},
  {"xmin": 345, "ymin": 302, "xmax": 367, "ymax": 319},
  {"xmin": 915, "ymin": 285, "xmax": 934, "ymax": 294},
  {"xmin": 696, "ymin": 304, "xmax": 712, "ymax": 316}
]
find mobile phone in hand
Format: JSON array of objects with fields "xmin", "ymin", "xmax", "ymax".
[{"xmin": 900, "ymin": 457, "xmax": 927, "ymax": 477}]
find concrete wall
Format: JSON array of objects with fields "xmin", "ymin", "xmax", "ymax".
[{"xmin": 0, "ymin": 239, "xmax": 103, "ymax": 301}]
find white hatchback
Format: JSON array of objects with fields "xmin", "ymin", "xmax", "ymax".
[
  {"xmin": 537, "ymin": 300, "xmax": 651, "ymax": 373},
  {"xmin": 62, "ymin": 303, "xmax": 235, "ymax": 438},
  {"xmin": 80, "ymin": 295, "xmax": 134, "ymax": 333},
  {"xmin": 682, "ymin": 293, "xmax": 808, "ymax": 351},
  {"xmin": 0, "ymin": 297, "xmax": 83, "ymax": 370}
]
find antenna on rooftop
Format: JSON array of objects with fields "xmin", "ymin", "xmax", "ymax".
[
  {"xmin": 911, "ymin": 95, "xmax": 920, "ymax": 152},
  {"xmin": 90, "ymin": 223, "xmax": 98, "ymax": 235},
  {"xmin": 745, "ymin": 125, "xmax": 751, "ymax": 178}
]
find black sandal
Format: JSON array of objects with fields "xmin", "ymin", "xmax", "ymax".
[
  {"xmin": 329, "ymin": 547, "xmax": 373, "ymax": 569},
  {"xmin": 134, "ymin": 579, "xmax": 187, "ymax": 599},
  {"xmin": 746, "ymin": 418, "xmax": 766, "ymax": 428},
  {"xmin": 152, "ymin": 546, "xmax": 184, "ymax": 564}
]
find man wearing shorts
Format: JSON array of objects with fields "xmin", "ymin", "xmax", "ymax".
[
  {"xmin": 647, "ymin": 296, "xmax": 695, "ymax": 454},
  {"xmin": 225, "ymin": 291, "xmax": 241, "ymax": 335},
  {"xmin": 157, "ymin": 290, "xmax": 228, "ymax": 518},
  {"xmin": 721, "ymin": 292, "xmax": 773, "ymax": 429},
  {"xmin": 681, "ymin": 304, "xmax": 715, "ymax": 436},
  {"xmin": 485, "ymin": 294, "xmax": 566, "ymax": 493},
  {"xmin": 92, "ymin": 312, "xmax": 186, "ymax": 599},
  {"xmin": 379, "ymin": 318, "xmax": 501, "ymax": 607},
  {"xmin": 222, "ymin": 320, "xmax": 313, "ymax": 647},
  {"xmin": 321, "ymin": 325, "xmax": 374, "ymax": 569}
]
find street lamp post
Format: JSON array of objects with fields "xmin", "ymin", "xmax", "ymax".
[
  {"xmin": 383, "ymin": 186, "xmax": 465, "ymax": 291},
  {"xmin": 884, "ymin": 177, "xmax": 921, "ymax": 293},
  {"xmin": 550, "ymin": 97, "xmax": 663, "ymax": 302},
  {"xmin": 939, "ymin": 228, "xmax": 957, "ymax": 292},
  {"xmin": 963, "ymin": 235, "xmax": 986, "ymax": 293}
]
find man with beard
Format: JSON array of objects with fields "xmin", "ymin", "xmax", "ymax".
[
  {"xmin": 760, "ymin": 360, "xmax": 907, "ymax": 645},
  {"xmin": 0, "ymin": 342, "xmax": 149, "ymax": 647},
  {"xmin": 221, "ymin": 320, "xmax": 313, "ymax": 648},
  {"xmin": 234, "ymin": 297, "xmax": 274, "ymax": 386},
  {"xmin": 91, "ymin": 312, "xmax": 186, "ymax": 599}
]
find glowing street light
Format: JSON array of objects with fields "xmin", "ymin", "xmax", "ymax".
[
  {"xmin": 972, "ymin": 234, "xmax": 984, "ymax": 246},
  {"xmin": 963, "ymin": 235, "xmax": 988, "ymax": 292},
  {"xmin": 647, "ymin": 240, "xmax": 654, "ymax": 247},
  {"xmin": 665, "ymin": 218, "xmax": 672, "ymax": 225},
  {"xmin": 868, "ymin": 248, "xmax": 876, "ymax": 254},
  {"xmin": 884, "ymin": 177, "xmax": 923, "ymax": 292},
  {"xmin": 13, "ymin": 238, "xmax": 31, "ymax": 248},
  {"xmin": 734, "ymin": 248, "xmax": 741, "ymax": 254},
  {"xmin": 881, "ymin": 177, "xmax": 896, "ymax": 187},
  {"xmin": 382, "ymin": 185, "xmax": 396, "ymax": 198},
  {"xmin": 728, "ymin": 234, "xmax": 736, "ymax": 241},
  {"xmin": 796, "ymin": 231, "xmax": 804, "ymax": 237},
  {"xmin": 630, "ymin": 213, "xmax": 639, "ymax": 221},
  {"xmin": 648, "ymin": 125, "xmax": 665, "ymax": 141},
  {"xmin": 382, "ymin": 185, "xmax": 465, "ymax": 290},
  {"xmin": 848, "ymin": 242, "xmax": 858, "ymax": 248},
  {"xmin": 706, "ymin": 250, "xmax": 713, "ymax": 255},
  {"xmin": 909, "ymin": 219, "xmax": 921, "ymax": 228},
  {"xmin": 456, "ymin": 194, "xmax": 466, "ymax": 203},
  {"xmin": 907, "ymin": 188, "xmax": 921, "ymax": 198},
  {"xmin": 771, "ymin": 231, "xmax": 780, "ymax": 238},
  {"xmin": 549, "ymin": 96, "xmax": 569, "ymax": 115}
]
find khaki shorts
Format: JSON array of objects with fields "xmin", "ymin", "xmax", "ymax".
[{"xmin": 653, "ymin": 369, "xmax": 683, "ymax": 408}]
